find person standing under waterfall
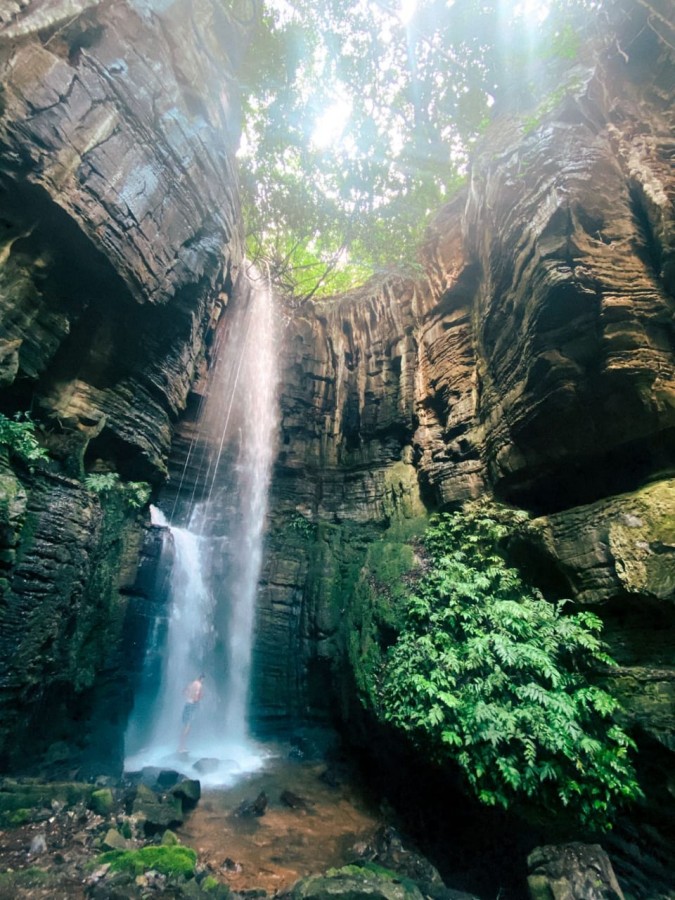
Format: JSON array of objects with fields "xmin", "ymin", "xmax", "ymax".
[{"xmin": 179, "ymin": 674, "xmax": 204, "ymax": 752}]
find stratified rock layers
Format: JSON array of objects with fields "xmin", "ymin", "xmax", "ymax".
[
  {"xmin": 254, "ymin": 16, "xmax": 675, "ymax": 812},
  {"xmin": 0, "ymin": 0, "xmax": 247, "ymax": 768}
]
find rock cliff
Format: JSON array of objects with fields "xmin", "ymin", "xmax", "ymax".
[
  {"xmin": 253, "ymin": 8, "xmax": 674, "ymax": 876},
  {"xmin": 0, "ymin": 2, "xmax": 672, "ymax": 882},
  {"xmin": 0, "ymin": 0, "xmax": 248, "ymax": 770}
]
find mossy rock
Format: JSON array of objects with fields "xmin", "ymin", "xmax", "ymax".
[
  {"xmin": 98, "ymin": 845, "xmax": 197, "ymax": 878},
  {"xmin": 90, "ymin": 787, "xmax": 115, "ymax": 816},
  {"xmin": 0, "ymin": 867, "xmax": 52, "ymax": 892},
  {"xmin": 102, "ymin": 827, "xmax": 130, "ymax": 851},
  {"xmin": 162, "ymin": 828, "xmax": 181, "ymax": 845},
  {"xmin": 172, "ymin": 778, "xmax": 201, "ymax": 807},
  {"xmin": 4, "ymin": 807, "xmax": 31, "ymax": 826},
  {"xmin": 202, "ymin": 875, "xmax": 228, "ymax": 894},
  {"xmin": 132, "ymin": 783, "xmax": 184, "ymax": 831},
  {"xmin": 291, "ymin": 865, "xmax": 425, "ymax": 900},
  {"xmin": 0, "ymin": 781, "xmax": 94, "ymax": 826}
]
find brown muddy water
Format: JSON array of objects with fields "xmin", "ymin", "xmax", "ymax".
[{"xmin": 177, "ymin": 751, "xmax": 382, "ymax": 894}]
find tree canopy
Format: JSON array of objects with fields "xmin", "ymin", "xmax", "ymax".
[{"xmin": 237, "ymin": 0, "xmax": 615, "ymax": 300}]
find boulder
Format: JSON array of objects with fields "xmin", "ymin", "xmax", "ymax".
[
  {"xmin": 172, "ymin": 778, "xmax": 201, "ymax": 808},
  {"xmin": 290, "ymin": 866, "xmax": 424, "ymax": 900},
  {"xmin": 280, "ymin": 789, "xmax": 311, "ymax": 810},
  {"xmin": 194, "ymin": 758, "xmax": 220, "ymax": 775},
  {"xmin": 234, "ymin": 791, "xmax": 268, "ymax": 818},
  {"xmin": 350, "ymin": 827, "xmax": 448, "ymax": 899},
  {"xmin": 131, "ymin": 784, "xmax": 183, "ymax": 832},
  {"xmin": 101, "ymin": 827, "xmax": 130, "ymax": 851},
  {"xmin": 90, "ymin": 787, "xmax": 115, "ymax": 816},
  {"xmin": 527, "ymin": 844, "xmax": 625, "ymax": 900}
]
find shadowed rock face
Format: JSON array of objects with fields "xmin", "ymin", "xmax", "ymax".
[
  {"xmin": 0, "ymin": 0, "xmax": 247, "ymax": 770},
  {"xmin": 469, "ymin": 56, "xmax": 675, "ymax": 512}
]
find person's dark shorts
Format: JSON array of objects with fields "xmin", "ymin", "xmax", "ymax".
[{"xmin": 182, "ymin": 702, "xmax": 197, "ymax": 725}]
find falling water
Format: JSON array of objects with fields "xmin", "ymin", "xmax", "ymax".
[{"xmin": 125, "ymin": 265, "xmax": 279, "ymax": 784}]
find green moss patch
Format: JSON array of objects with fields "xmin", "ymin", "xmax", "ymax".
[
  {"xmin": 0, "ymin": 781, "xmax": 95, "ymax": 827},
  {"xmin": 98, "ymin": 845, "xmax": 197, "ymax": 878}
]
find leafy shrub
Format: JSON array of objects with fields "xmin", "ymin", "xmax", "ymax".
[
  {"xmin": 124, "ymin": 481, "xmax": 152, "ymax": 509},
  {"xmin": 85, "ymin": 472, "xmax": 151, "ymax": 510},
  {"xmin": 0, "ymin": 413, "xmax": 48, "ymax": 465},
  {"xmin": 85, "ymin": 472, "xmax": 120, "ymax": 493},
  {"xmin": 376, "ymin": 502, "xmax": 641, "ymax": 829}
]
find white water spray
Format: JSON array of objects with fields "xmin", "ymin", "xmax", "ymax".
[{"xmin": 125, "ymin": 266, "xmax": 279, "ymax": 785}]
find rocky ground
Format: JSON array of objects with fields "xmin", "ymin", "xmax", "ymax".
[{"xmin": 0, "ymin": 751, "xmax": 642, "ymax": 900}]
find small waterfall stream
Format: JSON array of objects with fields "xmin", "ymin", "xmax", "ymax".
[{"xmin": 125, "ymin": 265, "xmax": 279, "ymax": 784}]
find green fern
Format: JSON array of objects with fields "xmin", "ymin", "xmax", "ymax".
[
  {"xmin": 0, "ymin": 413, "xmax": 48, "ymax": 465},
  {"xmin": 375, "ymin": 502, "xmax": 642, "ymax": 830},
  {"xmin": 85, "ymin": 473, "xmax": 151, "ymax": 510}
]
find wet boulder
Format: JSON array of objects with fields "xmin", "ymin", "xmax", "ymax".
[
  {"xmin": 131, "ymin": 784, "xmax": 183, "ymax": 833},
  {"xmin": 350, "ymin": 827, "xmax": 447, "ymax": 899},
  {"xmin": 127, "ymin": 767, "xmax": 182, "ymax": 791},
  {"xmin": 194, "ymin": 758, "xmax": 220, "ymax": 775},
  {"xmin": 280, "ymin": 789, "xmax": 312, "ymax": 810},
  {"xmin": 289, "ymin": 865, "xmax": 424, "ymax": 900},
  {"xmin": 234, "ymin": 791, "xmax": 268, "ymax": 818},
  {"xmin": 157, "ymin": 770, "xmax": 183, "ymax": 789},
  {"xmin": 527, "ymin": 844, "xmax": 625, "ymax": 900},
  {"xmin": 172, "ymin": 778, "xmax": 202, "ymax": 809}
]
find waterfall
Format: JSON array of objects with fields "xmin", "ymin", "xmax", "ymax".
[{"xmin": 125, "ymin": 265, "xmax": 279, "ymax": 784}]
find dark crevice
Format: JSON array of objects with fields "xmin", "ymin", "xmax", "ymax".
[{"xmin": 495, "ymin": 427, "xmax": 675, "ymax": 515}]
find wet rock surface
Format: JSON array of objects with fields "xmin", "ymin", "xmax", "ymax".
[
  {"xmin": 0, "ymin": 757, "xmax": 487, "ymax": 900},
  {"xmin": 526, "ymin": 843, "xmax": 625, "ymax": 900}
]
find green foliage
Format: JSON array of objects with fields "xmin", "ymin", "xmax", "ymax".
[
  {"xmin": 85, "ymin": 472, "xmax": 120, "ymax": 493},
  {"xmin": 98, "ymin": 846, "xmax": 197, "ymax": 878},
  {"xmin": 289, "ymin": 512, "xmax": 315, "ymax": 538},
  {"xmin": 375, "ymin": 502, "xmax": 641, "ymax": 829},
  {"xmin": 0, "ymin": 412, "xmax": 48, "ymax": 465},
  {"xmin": 240, "ymin": 0, "xmax": 609, "ymax": 300},
  {"xmin": 85, "ymin": 473, "xmax": 151, "ymax": 510},
  {"xmin": 125, "ymin": 481, "xmax": 152, "ymax": 509}
]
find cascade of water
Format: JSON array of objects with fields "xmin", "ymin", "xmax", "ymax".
[{"xmin": 125, "ymin": 265, "xmax": 279, "ymax": 784}]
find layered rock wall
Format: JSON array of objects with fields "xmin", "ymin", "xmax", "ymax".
[
  {"xmin": 0, "ymin": 0, "xmax": 248, "ymax": 770},
  {"xmin": 254, "ymin": 8, "xmax": 675, "ymax": 810}
]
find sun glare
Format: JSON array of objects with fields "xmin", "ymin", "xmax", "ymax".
[
  {"xmin": 399, "ymin": 0, "xmax": 418, "ymax": 24},
  {"xmin": 311, "ymin": 97, "xmax": 353, "ymax": 150},
  {"xmin": 512, "ymin": 0, "xmax": 551, "ymax": 23}
]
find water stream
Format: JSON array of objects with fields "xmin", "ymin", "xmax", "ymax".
[{"xmin": 125, "ymin": 265, "xmax": 279, "ymax": 786}]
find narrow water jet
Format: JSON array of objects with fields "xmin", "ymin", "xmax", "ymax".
[{"xmin": 125, "ymin": 265, "xmax": 279, "ymax": 785}]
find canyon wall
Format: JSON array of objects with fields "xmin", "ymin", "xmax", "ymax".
[
  {"xmin": 0, "ymin": 4, "xmax": 671, "ymax": 876},
  {"xmin": 253, "ymin": 9, "xmax": 675, "ymax": 870},
  {"xmin": 0, "ymin": 0, "xmax": 248, "ymax": 771}
]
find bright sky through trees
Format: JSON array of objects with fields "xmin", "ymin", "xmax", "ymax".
[{"xmin": 238, "ymin": 0, "xmax": 605, "ymax": 301}]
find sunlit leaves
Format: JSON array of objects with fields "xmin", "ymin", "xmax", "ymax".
[
  {"xmin": 238, "ymin": 0, "xmax": 614, "ymax": 298},
  {"xmin": 375, "ymin": 502, "xmax": 642, "ymax": 829}
]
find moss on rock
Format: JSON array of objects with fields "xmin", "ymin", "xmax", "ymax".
[
  {"xmin": 290, "ymin": 865, "xmax": 425, "ymax": 900},
  {"xmin": 0, "ymin": 780, "xmax": 95, "ymax": 826},
  {"xmin": 98, "ymin": 845, "xmax": 197, "ymax": 878}
]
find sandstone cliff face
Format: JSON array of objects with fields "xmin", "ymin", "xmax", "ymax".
[
  {"xmin": 255, "ymin": 7, "xmax": 675, "ymax": 811},
  {"xmin": 0, "ymin": 0, "xmax": 246, "ymax": 769}
]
